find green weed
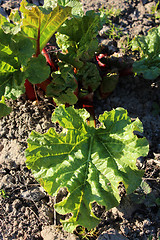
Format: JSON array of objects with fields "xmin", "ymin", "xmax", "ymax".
[
  {"xmin": 0, "ymin": 189, "xmax": 9, "ymax": 199},
  {"xmin": 150, "ymin": 1, "xmax": 160, "ymax": 19},
  {"xmin": 99, "ymin": 5, "xmax": 121, "ymax": 20},
  {"xmin": 75, "ymin": 226, "xmax": 99, "ymax": 240},
  {"xmin": 105, "ymin": 23, "xmax": 123, "ymax": 40}
]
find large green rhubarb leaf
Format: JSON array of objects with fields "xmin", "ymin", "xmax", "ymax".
[
  {"xmin": 56, "ymin": 11, "xmax": 106, "ymax": 64},
  {"xmin": 132, "ymin": 25, "xmax": 160, "ymax": 80},
  {"xmin": 25, "ymin": 106, "xmax": 149, "ymax": 232},
  {"xmin": 0, "ymin": 0, "xmax": 71, "ymax": 99},
  {"xmin": 0, "ymin": 31, "xmax": 25, "ymax": 99},
  {"xmin": 0, "ymin": 27, "xmax": 34, "ymax": 98},
  {"xmin": 20, "ymin": 0, "xmax": 71, "ymax": 52}
]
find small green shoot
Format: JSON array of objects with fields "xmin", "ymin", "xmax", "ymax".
[
  {"xmin": 119, "ymin": 34, "xmax": 132, "ymax": 54},
  {"xmin": 99, "ymin": 5, "xmax": 121, "ymax": 20},
  {"xmin": 0, "ymin": 189, "xmax": 9, "ymax": 199},
  {"xmin": 147, "ymin": 235, "xmax": 160, "ymax": 240},
  {"xmin": 105, "ymin": 23, "xmax": 123, "ymax": 40},
  {"xmin": 151, "ymin": 1, "xmax": 160, "ymax": 19},
  {"xmin": 76, "ymin": 226, "xmax": 99, "ymax": 240},
  {"xmin": 99, "ymin": 6, "xmax": 122, "ymax": 40}
]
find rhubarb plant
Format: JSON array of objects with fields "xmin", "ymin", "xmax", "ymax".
[
  {"xmin": 51, "ymin": 10, "xmax": 106, "ymax": 103},
  {"xmin": 50, "ymin": 9, "xmax": 121, "ymax": 105},
  {"xmin": 0, "ymin": 1, "xmax": 149, "ymax": 232},
  {"xmin": 132, "ymin": 25, "xmax": 160, "ymax": 80},
  {"xmin": 0, "ymin": 0, "xmax": 71, "ymax": 113},
  {"xmin": 0, "ymin": 0, "xmax": 120, "ymax": 112},
  {"xmin": 25, "ymin": 105, "xmax": 149, "ymax": 232}
]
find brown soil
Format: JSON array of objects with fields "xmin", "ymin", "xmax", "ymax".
[{"xmin": 0, "ymin": 0, "xmax": 160, "ymax": 239}]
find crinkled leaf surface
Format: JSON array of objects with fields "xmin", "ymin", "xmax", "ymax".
[
  {"xmin": 52, "ymin": 88, "xmax": 78, "ymax": 106},
  {"xmin": 0, "ymin": 17, "xmax": 34, "ymax": 98},
  {"xmin": 132, "ymin": 26, "xmax": 160, "ymax": 58},
  {"xmin": 77, "ymin": 62, "xmax": 101, "ymax": 91},
  {"xmin": 133, "ymin": 58, "xmax": 160, "ymax": 80},
  {"xmin": 1, "ymin": 0, "xmax": 71, "ymax": 52},
  {"xmin": 56, "ymin": 11, "xmax": 106, "ymax": 64},
  {"xmin": 47, "ymin": 64, "xmax": 78, "ymax": 104},
  {"xmin": 25, "ymin": 106, "xmax": 149, "ymax": 232},
  {"xmin": 0, "ymin": 14, "xmax": 21, "ymax": 35},
  {"xmin": 132, "ymin": 26, "xmax": 160, "ymax": 80},
  {"xmin": 9, "ymin": 9, "xmax": 21, "ymax": 24},
  {"xmin": 44, "ymin": 0, "xmax": 83, "ymax": 16},
  {"xmin": 57, "ymin": 0, "xmax": 84, "ymax": 16},
  {"xmin": 0, "ymin": 0, "xmax": 71, "ymax": 98},
  {"xmin": 0, "ymin": 29, "xmax": 33, "ymax": 98}
]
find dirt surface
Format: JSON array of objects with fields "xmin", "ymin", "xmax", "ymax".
[{"xmin": 0, "ymin": 0, "xmax": 160, "ymax": 239}]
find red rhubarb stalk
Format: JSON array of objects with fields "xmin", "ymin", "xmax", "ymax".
[
  {"xmin": 24, "ymin": 79, "xmax": 36, "ymax": 100},
  {"xmin": 96, "ymin": 53, "xmax": 107, "ymax": 69},
  {"xmin": 42, "ymin": 48, "xmax": 57, "ymax": 71}
]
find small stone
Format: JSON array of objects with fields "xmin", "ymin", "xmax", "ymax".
[
  {"xmin": 25, "ymin": 208, "xmax": 30, "ymax": 217},
  {"xmin": 5, "ymin": 203, "xmax": 12, "ymax": 213},
  {"xmin": 41, "ymin": 225, "xmax": 79, "ymax": 240},
  {"xmin": 98, "ymin": 229, "xmax": 129, "ymax": 240},
  {"xmin": 0, "ymin": 175, "xmax": 15, "ymax": 188},
  {"xmin": 12, "ymin": 208, "xmax": 18, "ymax": 216},
  {"xmin": 98, "ymin": 25, "xmax": 110, "ymax": 37},
  {"xmin": 36, "ymin": 124, "xmax": 42, "ymax": 132},
  {"xmin": 13, "ymin": 220, "xmax": 18, "ymax": 227},
  {"xmin": 0, "ymin": 144, "xmax": 4, "ymax": 151},
  {"xmin": 18, "ymin": 222, "xmax": 23, "ymax": 229},
  {"xmin": 143, "ymin": 219, "xmax": 151, "ymax": 227},
  {"xmin": 12, "ymin": 199, "xmax": 22, "ymax": 209},
  {"xmin": 21, "ymin": 187, "xmax": 46, "ymax": 202}
]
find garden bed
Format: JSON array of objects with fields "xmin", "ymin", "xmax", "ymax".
[{"xmin": 0, "ymin": 0, "xmax": 160, "ymax": 239}]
